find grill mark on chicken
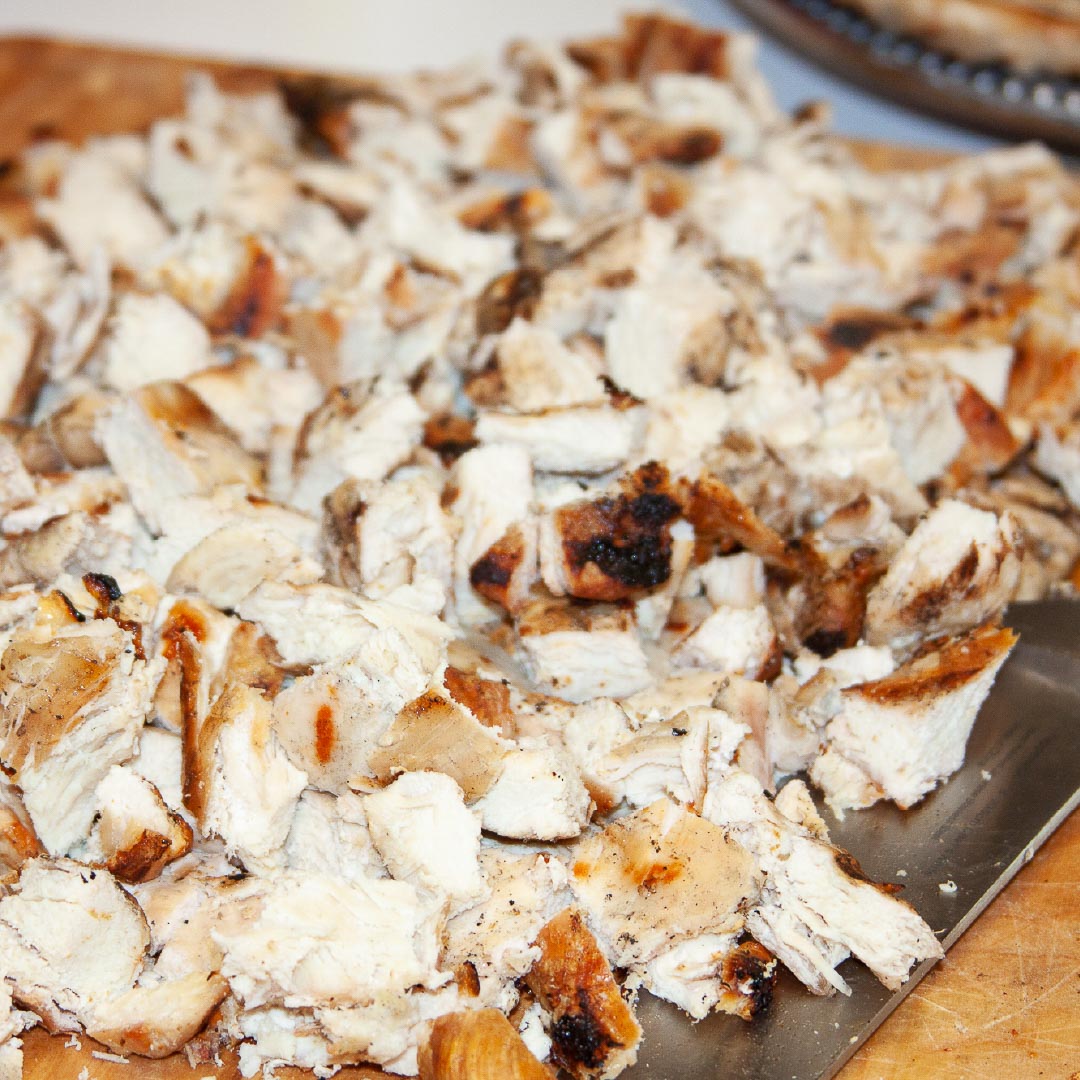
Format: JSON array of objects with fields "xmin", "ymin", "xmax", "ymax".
[
  {"xmin": 458, "ymin": 188, "xmax": 553, "ymax": 234},
  {"xmin": 279, "ymin": 76, "xmax": 377, "ymax": 158},
  {"xmin": 476, "ymin": 266, "xmax": 544, "ymax": 335},
  {"xmin": 83, "ymin": 573, "xmax": 146, "ymax": 660},
  {"xmin": 951, "ymin": 381, "xmax": 1021, "ymax": 475},
  {"xmin": 719, "ymin": 941, "xmax": 777, "ymax": 1020},
  {"xmin": 423, "ymin": 414, "xmax": 478, "ymax": 465},
  {"xmin": 471, "ymin": 523, "xmax": 528, "ymax": 609},
  {"xmin": 795, "ymin": 547, "xmax": 886, "ymax": 658},
  {"xmin": 556, "ymin": 463, "xmax": 681, "ymax": 601},
  {"xmin": 207, "ymin": 239, "xmax": 284, "ymax": 339},
  {"xmin": 443, "ymin": 666, "xmax": 515, "ymax": 730},
  {"xmin": 854, "ymin": 623, "xmax": 1017, "ymax": 705},
  {"xmin": 314, "ymin": 704, "xmax": 336, "ymax": 766},
  {"xmin": 526, "ymin": 908, "xmax": 641, "ymax": 1079},
  {"xmin": 896, "ymin": 543, "xmax": 981, "ymax": 630},
  {"xmin": 832, "ymin": 850, "xmax": 903, "ymax": 896},
  {"xmin": 105, "ymin": 829, "xmax": 174, "ymax": 884},
  {"xmin": 686, "ymin": 474, "xmax": 798, "ymax": 571}
]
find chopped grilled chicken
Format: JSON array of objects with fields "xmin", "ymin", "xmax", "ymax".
[
  {"xmin": 0, "ymin": 617, "xmax": 158, "ymax": 855},
  {"xmin": 238, "ymin": 580, "xmax": 448, "ymax": 674},
  {"xmin": 0, "ymin": 781, "xmax": 42, "ymax": 883},
  {"xmin": 37, "ymin": 150, "xmax": 169, "ymax": 269},
  {"xmin": 83, "ymin": 764, "xmax": 192, "ymax": 883},
  {"xmin": 444, "ymin": 849, "xmax": 569, "ymax": 1011},
  {"xmin": 865, "ymin": 500, "xmax": 1022, "ymax": 651},
  {"xmin": 290, "ymin": 381, "xmax": 425, "ymax": 515},
  {"xmin": 185, "ymin": 355, "xmax": 324, "ymax": 455},
  {"xmin": 0, "ymin": 858, "xmax": 150, "ymax": 1032},
  {"xmin": 346, "ymin": 468, "xmax": 454, "ymax": 612},
  {"xmin": 672, "ymin": 603, "xmax": 778, "ymax": 679},
  {"xmin": 642, "ymin": 934, "xmax": 777, "ymax": 1021},
  {"xmin": 525, "ymin": 907, "xmax": 641, "ymax": 1080},
  {"xmin": 86, "ymin": 969, "xmax": 229, "ymax": 1059},
  {"xmin": 99, "ymin": 292, "xmax": 213, "ymax": 393},
  {"xmin": 285, "ymin": 789, "xmax": 384, "ymax": 884},
  {"xmin": 274, "ymin": 656, "xmax": 412, "ymax": 793},
  {"xmin": 3, "ymin": 13, "xmax": 1079, "ymax": 1075},
  {"xmin": 539, "ymin": 463, "xmax": 683, "ymax": 602},
  {"xmin": 474, "ymin": 740, "xmax": 592, "ymax": 841},
  {"xmin": 0, "ymin": 981, "xmax": 35, "ymax": 1080},
  {"xmin": 97, "ymin": 381, "xmax": 262, "ymax": 534},
  {"xmin": 821, "ymin": 623, "xmax": 1017, "ymax": 809},
  {"xmin": 214, "ymin": 872, "xmax": 446, "ymax": 1010},
  {"xmin": 570, "ymin": 799, "xmax": 760, "ymax": 968},
  {"xmin": 589, "ymin": 711, "xmax": 712, "ymax": 811},
  {"xmin": 419, "ymin": 1008, "xmax": 555, "ymax": 1080},
  {"xmin": 497, "ymin": 319, "xmax": 605, "ymax": 411},
  {"xmin": 477, "ymin": 405, "xmax": 644, "ymax": 475},
  {"xmin": 127, "ymin": 848, "xmax": 236, "ymax": 980},
  {"xmin": 317, "ymin": 984, "xmax": 467, "ymax": 1075},
  {"xmin": 451, "ymin": 444, "xmax": 534, "ymax": 626},
  {"xmin": 191, "ymin": 682, "xmax": 308, "ymax": 873},
  {"xmin": 1034, "ymin": 421, "xmax": 1080, "ymax": 510},
  {"xmin": 166, "ymin": 519, "xmax": 322, "ymax": 610},
  {"xmin": 364, "ymin": 771, "xmax": 487, "ymax": 913},
  {"xmin": 696, "ymin": 552, "xmax": 766, "ymax": 608},
  {"xmin": 704, "ymin": 769, "xmax": 943, "ymax": 994},
  {"xmin": 0, "ymin": 298, "xmax": 46, "ymax": 421},
  {"xmin": 830, "ymin": 355, "xmax": 968, "ymax": 487},
  {"xmin": 517, "ymin": 599, "xmax": 653, "ymax": 702},
  {"xmin": 367, "ymin": 691, "xmax": 511, "ymax": 801}
]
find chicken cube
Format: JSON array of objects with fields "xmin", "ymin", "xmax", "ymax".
[
  {"xmin": 214, "ymin": 872, "xmax": 446, "ymax": 1009},
  {"xmin": 451, "ymin": 445, "xmax": 533, "ymax": 627},
  {"xmin": 525, "ymin": 907, "xmax": 642, "ymax": 1080},
  {"xmin": 83, "ymin": 764, "xmax": 192, "ymax": 883},
  {"xmin": 0, "ymin": 858, "xmax": 150, "ymax": 1032},
  {"xmin": 285, "ymin": 789, "xmax": 384, "ymax": 885},
  {"xmin": 569, "ymin": 799, "xmax": 759, "ymax": 967},
  {"xmin": 364, "ymin": 771, "xmax": 486, "ymax": 913},
  {"xmin": 704, "ymin": 769, "xmax": 943, "ymax": 994},
  {"xmin": 474, "ymin": 740, "xmax": 591, "ymax": 841},
  {"xmin": 517, "ymin": 599, "xmax": 653, "ymax": 703},
  {"xmin": 97, "ymin": 381, "xmax": 262, "ymax": 534},
  {"xmin": 475, "ymin": 405, "xmax": 644, "ymax": 476},
  {"xmin": 0, "ymin": 618, "xmax": 158, "ymax": 855},
  {"xmin": 99, "ymin": 291, "xmax": 213, "ymax": 393},
  {"xmin": 193, "ymin": 683, "xmax": 308, "ymax": 873},
  {"xmin": 672, "ymin": 603, "xmax": 778, "ymax": 679},
  {"xmin": 444, "ymin": 850, "xmax": 569, "ymax": 1011},
  {"xmin": 823, "ymin": 623, "xmax": 1017, "ymax": 809},
  {"xmin": 865, "ymin": 500, "xmax": 1022, "ymax": 651}
]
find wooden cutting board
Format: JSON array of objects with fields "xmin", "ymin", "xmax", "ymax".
[{"xmin": 1, "ymin": 34, "xmax": 1077, "ymax": 1080}]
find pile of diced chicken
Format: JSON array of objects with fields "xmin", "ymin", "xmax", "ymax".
[{"xmin": 1, "ymin": 13, "xmax": 1079, "ymax": 1080}]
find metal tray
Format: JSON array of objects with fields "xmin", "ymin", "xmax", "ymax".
[
  {"xmin": 729, "ymin": 0, "xmax": 1080, "ymax": 153},
  {"xmin": 624, "ymin": 598, "xmax": 1080, "ymax": 1079}
]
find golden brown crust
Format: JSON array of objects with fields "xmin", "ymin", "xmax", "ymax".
[
  {"xmin": 686, "ymin": 473, "xmax": 798, "ymax": 571},
  {"xmin": 418, "ymin": 1009, "xmax": 556, "ymax": 1080},
  {"xmin": 443, "ymin": 667, "xmax": 515, "ymax": 731},
  {"xmin": 850, "ymin": 623, "xmax": 1017, "ymax": 706},
  {"xmin": 526, "ymin": 908, "xmax": 641, "ymax": 1080},
  {"xmin": 470, "ymin": 523, "xmax": 532, "ymax": 611},
  {"xmin": 367, "ymin": 691, "xmax": 506, "ymax": 800},
  {"xmin": 205, "ymin": 236, "xmax": 285, "ymax": 340}
]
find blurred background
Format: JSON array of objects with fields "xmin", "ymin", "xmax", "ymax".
[{"xmin": 0, "ymin": 0, "xmax": 997, "ymax": 153}]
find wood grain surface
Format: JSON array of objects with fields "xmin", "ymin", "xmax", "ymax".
[{"xmin": 1, "ymin": 34, "xmax": 1077, "ymax": 1080}]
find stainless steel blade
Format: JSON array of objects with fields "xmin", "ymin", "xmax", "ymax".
[{"xmin": 622, "ymin": 599, "xmax": 1080, "ymax": 1080}]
